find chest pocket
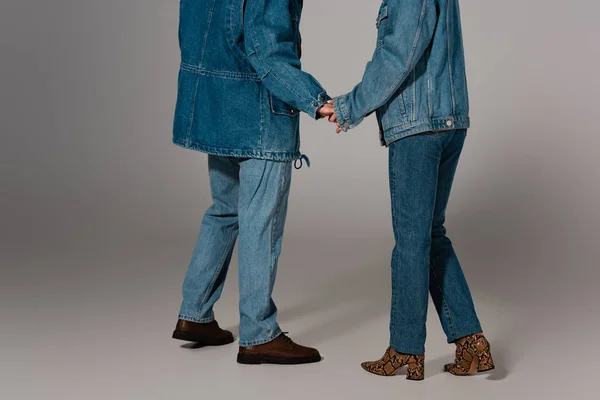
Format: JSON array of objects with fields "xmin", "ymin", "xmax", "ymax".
[{"xmin": 376, "ymin": 4, "xmax": 389, "ymax": 49}]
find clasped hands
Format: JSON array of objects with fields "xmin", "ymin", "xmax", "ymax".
[{"xmin": 317, "ymin": 100, "xmax": 344, "ymax": 134}]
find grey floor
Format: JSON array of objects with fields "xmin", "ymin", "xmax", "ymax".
[
  {"xmin": 2, "ymin": 1, "xmax": 599, "ymax": 398},
  {"xmin": 2, "ymin": 233, "xmax": 597, "ymax": 400}
]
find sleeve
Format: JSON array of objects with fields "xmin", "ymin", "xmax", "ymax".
[
  {"xmin": 244, "ymin": 0, "xmax": 330, "ymax": 119},
  {"xmin": 334, "ymin": 0, "xmax": 438, "ymax": 130}
]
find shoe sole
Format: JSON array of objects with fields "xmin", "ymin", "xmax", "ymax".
[
  {"xmin": 237, "ymin": 353, "xmax": 322, "ymax": 365},
  {"xmin": 172, "ymin": 330, "xmax": 235, "ymax": 346}
]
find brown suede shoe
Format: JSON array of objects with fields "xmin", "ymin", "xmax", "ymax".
[
  {"xmin": 237, "ymin": 333, "xmax": 321, "ymax": 365},
  {"xmin": 172, "ymin": 319, "xmax": 234, "ymax": 346}
]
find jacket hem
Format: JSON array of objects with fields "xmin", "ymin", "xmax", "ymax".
[
  {"xmin": 383, "ymin": 116, "xmax": 470, "ymax": 145},
  {"xmin": 173, "ymin": 138, "xmax": 301, "ymax": 162}
]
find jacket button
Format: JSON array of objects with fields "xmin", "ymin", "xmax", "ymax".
[
  {"xmin": 290, "ymin": 109, "xmax": 295, "ymax": 114},
  {"xmin": 313, "ymin": 102, "xmax": 319, "ymax": 107},
  {"xmin": 446, "ymin": 120, "xmax": 453, "ymax": 127}
]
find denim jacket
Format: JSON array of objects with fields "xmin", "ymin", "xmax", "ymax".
[
  {"xmin": 334, "ymin": 0, "xmax": 470, "ymax": 145},
  {"xmin": 173, "ymin": 0, "xmax": 330, "ymax": 161}
]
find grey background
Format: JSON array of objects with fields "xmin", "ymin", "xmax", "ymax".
[{"xmin": 1, "ymin": 0, "xmax": 599, "ymax": 399}]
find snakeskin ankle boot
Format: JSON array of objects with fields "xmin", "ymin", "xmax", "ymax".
[
  {"xmin": 361, "ymin": 347, "xmax": 425, "ymax": 381},
  {"xmin": 444, "ymin": 332, "xmax": 495, "ymax": 376}
]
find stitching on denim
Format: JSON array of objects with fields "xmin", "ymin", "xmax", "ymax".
[
  {"xmin": 412, "ymin": 69, "xmax": 417, "ymax": 121},
  {"xmin": 270, "ymin": 165, "xmax": 286, "ymax": 272},
  {"xmin": 386, "ymin": 116, "xmax": 470, "ymax": 131},
  {"xmin": 197, "ymin": 224, "xmax": 237, "ymax": 319},
  {"xmin": 426, "ymin": 48, "xmax": 434, "ymax": 118},
  {"xmin": 173, "ymin": 139, "xmax": 302, "ymax": 161},
  {"xmin": 446, "ymin": 2, "xmax": 457, "ymax": 115},
  {"xmin": 430, "ymin": 262, "xmax": 457, "ymax": 339},
  {"xmin": 258, "ymin": 86, "xmax": 264, "ymax": 148},
  {"xmin": 185, "ymin": 75, "xmax": 201, "ymax": 143},
  {"xmin": 381, "ymin": 116, "xmax": 471, "ymax": 145},
  {"xmin": 199, "ymin": 0, "xmax": 218, "ymax": 67},
  {"xmin": 178, "ymin": 314, "xmax": 214, "ymax": 324},
  {"xmin": 180, "ymin": 63, "xmax": 261, "ymax": 81},
  {"xmin": 340, "ymin": 96, "xmax": 352, "ymax": 126},
  {"xmin": 389, "ymin": 145, "xmax": 398, "ymax": 334}
]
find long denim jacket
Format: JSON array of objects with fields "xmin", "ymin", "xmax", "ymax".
[
  {"xmin": 334, "ymin": 0, "xmax": 470, "ymax": 145},
  {"xmin": 173, "ymin": 0, "xmax": 330, "ymax": 161}
]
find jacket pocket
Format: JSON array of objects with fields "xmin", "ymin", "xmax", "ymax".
[
  {"xmin": 270, "ymin": 92, "xmax": 300, "ymax": 117},
  {"xmin": 376, "ymin": 4, "xmax": 389, "ymax": 48}
]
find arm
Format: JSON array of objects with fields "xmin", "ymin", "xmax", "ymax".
[
  {"xmin": 244, "ymin": 0, "xmax": 330, "ymax": 119},
  {"xmin": 334, "ymin": 0, "xmax": 439, "ymax": 131}
]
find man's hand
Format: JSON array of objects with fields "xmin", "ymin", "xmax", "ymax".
[
  {"xmin": 318, "ymin": 100, "xmax": 343, "ymax": 134},
  {"xmin": 316, "ymin": 103, "xmax": 334, "ymax": 119}
]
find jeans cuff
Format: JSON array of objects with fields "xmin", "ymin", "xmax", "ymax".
[
  {"xmin": 178, "ymin": 314, "xmax": 214, "ymax": 324},
  {"xmin": 238, "ymin": 327, "xmax": 282, "ymax": 347}
]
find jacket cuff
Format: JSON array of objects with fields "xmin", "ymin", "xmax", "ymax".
[
  {"xmin": 306, "ymin": 91, "xmax": 331, "ymax": 119},
  {"xmin": 334, "ymin": 94, "xmax": 353, "ymax": 131}
]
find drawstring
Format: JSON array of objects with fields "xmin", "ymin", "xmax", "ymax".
[{"xmin": 294, "ymin": 154, "xmax": 311, "ymax": 170}]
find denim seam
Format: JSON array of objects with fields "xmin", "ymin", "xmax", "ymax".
[
  {"xmin": 185, "ymin": 75, "xmax": 201, "ymax": 144},
  {"xmin": 239, "ymin": 328, "xmax": 282, "ymax": 347},
  {"xmin": 180, "ymin": 63, "xmax": 261, "ymax": 82},
  {"xmin": 412, "ymin": 69, "xmax": 417, "ymax": 121},
  {"xmin": 258, "ymin": 84, "xmax": 264, "ymax": 149},
  {"xmin": 178, "ymin": 314, "xmax": 214, "ymax": 324},
  {"xmin": 197, "ymin": 224, "xmax": 237, "ymax": 320},
  {"xmin": 389, "ymin": 145, "xmax": 398, "ymax": 335},
  {"xmin": 336, "ymin": 95, "xmax": 353, "ymax": 129},
  {"xmin": 173, "ymin": 139, "xmax": 302, "ymax": 161},
  {"xmin": 446, "ymin": 3, "xmax": 457, "ymax": 115},
  {"xmin": 199, "ymin": 0, "xmax": 218, "ymax": 67},
  {"xmin": 262, "ymin": 164, "xmax": 287, "ymax": 334},
  {"xmin": 429, "ymin": 263, "xmax": 457, "ymax": 340},
  {"xmin": 385, "ymin": 116, "xmax": 470, "ymax": 132}
]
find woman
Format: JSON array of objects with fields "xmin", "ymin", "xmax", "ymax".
[{"xmin": 331, "ymin": 0, "xmax": 494, "ymax": 380}]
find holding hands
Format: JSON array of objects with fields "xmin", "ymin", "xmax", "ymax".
[{"xmin": 316, "ymin": 100, "xmax": 343, "ymax": 134}]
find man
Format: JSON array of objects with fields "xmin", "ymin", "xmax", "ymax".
[
  {"xmin": 330, "ymin": 0, "xmax": 494, "ymax": 378},
  {"xmin": 171, "ymin": 0, "xmax": 334, "ymax": 365}
]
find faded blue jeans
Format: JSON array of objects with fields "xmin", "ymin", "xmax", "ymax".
[
  {"xmin": 389, "ymin": 129, "xmax": 482, "ymax": 355},
  {"xmin": 179, "ymin": 155, "xmax": 291, "ymax": 346}
]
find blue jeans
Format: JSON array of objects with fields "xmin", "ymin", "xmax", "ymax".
[
  {"xmin": 179, "ymin": 156, "xmax": 292, "ymax": 346},
  {"xmin": 389, "ymin": 129, "xmax": 482, "ymax": 355}
]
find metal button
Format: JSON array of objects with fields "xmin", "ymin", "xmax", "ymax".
[
  {"xmin": 290, "ymin": 109, "xmax": 295, "ymax": 114},
  {"xmin": 313, "ymin": 102, "xmax": 319, "ymax": 107},
  {"xmin": 446, "ymin": 120, "xmax": 453, "ymax": 127}
]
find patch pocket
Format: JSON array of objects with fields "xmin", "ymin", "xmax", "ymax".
[
  {"xmin": 376, "ymin": 4, "xmax": 389, "ymax": 48},
  {"xmin": 269, "ymin": 93, "xmax": 299, "ymax": 117}
]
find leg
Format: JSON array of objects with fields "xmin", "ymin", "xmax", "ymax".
[
  {"xmin": 179, "ymin": 156, "xmax": 240, "ymax": 323},
  {"xmin": 428, "ymin": 129, "xmax": 483, "ymax": 342},
  {"xmin": 237, "ymin": 158, "xmax": 292, "ymax": 346},
  {"xmin": 388, "ymin": 133, "xmax": 445, "ymax": 355}
]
